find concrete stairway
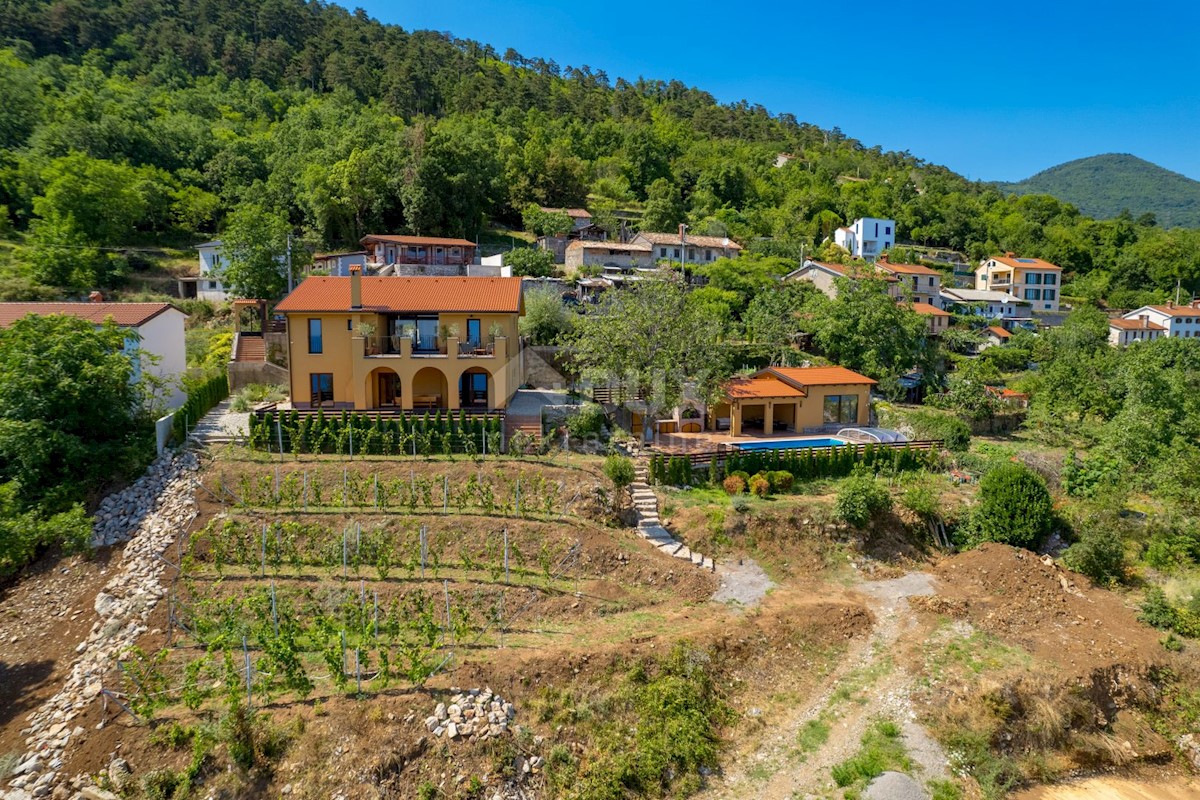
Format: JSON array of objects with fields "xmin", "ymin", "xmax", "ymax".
[{"xmin": 629, "ymin": 462, "xmax": 715, "ymax": 571}]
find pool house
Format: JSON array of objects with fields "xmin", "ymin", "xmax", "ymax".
[{"xmin": 711, "ymin": 366, "xmax": 876, "ymax": 436}]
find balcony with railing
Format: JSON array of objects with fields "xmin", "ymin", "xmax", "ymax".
[{"xmin": 360, "ymin": 334, "xmax": 509, "ymax": 361}]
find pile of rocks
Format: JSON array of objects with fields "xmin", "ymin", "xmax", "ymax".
[
  {"xmin": 425, "ymin": 689, "xmax": 515, "ymax": 742},
  {"xmin": 92, "ymin": 451, "xmax": 194, "ymax": 547},
  {"xmin": 4, "ymin": 452, "xmax": 199, "ymax": 800}
]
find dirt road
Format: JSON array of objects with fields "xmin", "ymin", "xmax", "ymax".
[{"xmin": 1012, "ymin": 776, "xmax": 1200, "ymax": 800}]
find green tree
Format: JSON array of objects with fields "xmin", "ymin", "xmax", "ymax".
[
  {"xmin": 505, "ymin": 247, "xmax": 555, "ymax": 277},
  {"xmin": 603, "ymin": 454, "xmax": 635, "ymax": 505},
  {"xmin": 834, "ymin": 470, "xmax": 892, "ymax": 527},
  {"xmin": 220, "ymin": 203, "xmax": 291, "ymax": 299},
  {"xmin": 521, "ymin": 204, "xmax": 572, "ymax": 237},
  {"xmin": 806, "ymin": 277, "xmax": 931, "ymax": 384},
  {"xmin": 640, "ymin": 178, "xmax": 685, "ymax": 233},
  {"xmin": 33, "ymin": 153, "xmax": 151, "ymax": 245},
  {"xmin": 968, "ymin": 463, "xmax": 1053, "ymax": 550},
  {"xmin": 519, "ymin": 286, "xmax": 571, "ymax": 345},
  {"xmin": 0, "ymin": 315, "xmax": 146, "ymax": 510},
  {"xmin": 567, "ymin": 278, "xmax": 727, "ymax": 440}
]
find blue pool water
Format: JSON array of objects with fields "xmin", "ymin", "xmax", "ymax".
[{"xmin": 733, "ymin": 437, "xmax": 848, "ymax": 451}]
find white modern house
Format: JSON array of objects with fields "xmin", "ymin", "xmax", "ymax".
[
  {"xmin": 1119, "ymin": 301, "xmax": 1200, "ymax": 339},
  {"xmin": 834, "ymin": 218, "xmax": 894, "ymax": 261},
  {"xmin": 975, "ymin": 254, "xmax": 1062, "ymax": 312},
  {"xmin": 940, "ymin": 288, "xmax": 1032, "ymax": 321},
  {"xmin": 194, "ymin": 239, "xmax": 230, "ymax": 302},
  {"xmin": 0, "ymin": 301, "xmax": 189, "ymax": 409}
]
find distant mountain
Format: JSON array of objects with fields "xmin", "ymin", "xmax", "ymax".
[{"xmin": 995, "ymin": 154, "xmax": 1200, "ymax": 228}]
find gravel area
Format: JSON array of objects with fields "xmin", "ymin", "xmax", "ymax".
[{"xmin": 712, "ymin": 558, "xmax": 774, "ymax": 606}]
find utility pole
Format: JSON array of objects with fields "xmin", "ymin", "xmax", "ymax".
[
  {"xmin": 679, "ymin": 222, "xmax": 689, "ymax": 273},
  {"xmin": 286, "ymin": 233, "xmax": 294, "ymax": 293}
]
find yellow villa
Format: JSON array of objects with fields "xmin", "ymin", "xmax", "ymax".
[
  {"xmin": 710, "ymin": 366, "xmax": 876, "ymax": 436},
  {"xmin": 274, "ymin": 269, "xmax": 524, "ymax": 411}
]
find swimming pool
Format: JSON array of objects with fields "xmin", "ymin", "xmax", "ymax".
[{"xmin": 733, "ymin": 437, "xmax": 849, "ymax": 452}]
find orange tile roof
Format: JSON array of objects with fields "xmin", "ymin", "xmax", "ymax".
[
  {"xmin": 1109, "ymin": 318, "xmax": 1166, "ymax": 331},
  {"xmin": 765, "ymin": 366, "xmax": 878, "ymax": 386},
  {"xmin": 1143, "ymin": 304, "xmax": 1200, "ymax": 318},
  {"xmin": 636, "ymin": 232, "xmax": 743, "ymax": 249},
  {"xmin": 907, "ymin": 303, "xmax": 950, "ymax": 316},
  {"xmin": 990, "ymin": 255, "xmax": 1062, "ymax": 271},
  {"xmin": 876, "ymin": 260, "xmax": 941, "ymax": 276},
  {"xmin": 725, "ymin": 377, "xmax": 806, "ymax": 399},
  {"xmin": 361, "ymin": 234, "xmax": 477, "ymax": 248},
  {"xmin": 0, "ymin": 302, "xmax": 181, "ymax": 328},
  {"xmin": 986, "ymin": 325, "xmax": 1011, "ymax": 338},
  {"xmin": 274, "ymin": 277, "xmax": 523, "ymax": 314},
  {"xmin": 539, "ymin": 207, "xmax": 591, "ymax": 218}
]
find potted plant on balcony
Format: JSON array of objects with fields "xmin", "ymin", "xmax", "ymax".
[{"xmin": 356, "ymin": 321, "xmax": 378, "ymax": 355}]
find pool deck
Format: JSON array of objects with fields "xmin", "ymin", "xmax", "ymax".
[{"xmin": 650, "ymin": 430, "xmax": 838, "ymax": 455}]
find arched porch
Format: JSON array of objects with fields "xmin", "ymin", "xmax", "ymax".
[
  {"xmin": 412, "ymin": 366, "xmax": 449, "ymax": 410},
  {"xmin": 458, "ymin": 367, "xmax": 492, "ymax": 409},
  {"xmin": 365, "ymin": 366, "xmax": 402, "ymax": 409}
]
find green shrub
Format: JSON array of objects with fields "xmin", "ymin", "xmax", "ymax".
[
  {"xmin": 603, "ymin": 455, "xmax": 635, "ymax": 493},
  {"xmin": 900, "ymin": 479, "xmax": 941, "ymax": 519},
  {"xmin": 768, "ymin": 470, "xmax": 794, "ymax": 492},
  {"xmin": 967, "ymin": 463, "xmax": 1053, "ymax": 550},
  {"xmin": 903, "ymin": 409, "xmax": 971, "ymax": 452},
  {"xmin": 748, "ymin": 474, "xmax": 770, "ymax": 497},
  {"xmin": 566, "ymin": 403, "xmax": 606, "ymax": 438},
  {"xmin": 834, "ymin": 471, "xmax": 891, "ymax": 527},
  {"xmin": 722, "ymin": 475, "xmax": 745, "ymax": 495},
  {"xmin": 1061, "ymin": 509, "xmax": 1129, "ymax": 586}
]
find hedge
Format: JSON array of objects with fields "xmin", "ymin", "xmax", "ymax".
[
  {"xmin": 173, "ymin": 372, "xmax": 229, "ymax": 442},
  {"xmin": 720, "ymin": 443, "xmax": 934, "ymax": 482},
  {"xmin": 247, "ymin": 409, "xmax": 505, "ymax": 456}
]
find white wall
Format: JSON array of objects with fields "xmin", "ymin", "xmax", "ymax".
[
  {"xmin": 197, "ymin": 245, "xmax": 230, "ymax": 301},
  {"xmin": 134, "ymin": 309, "xmax": 189, "ymax": 409},
  {"xmin": 851, "ymin": 218, "xmax": 894, "ymax": 259}
]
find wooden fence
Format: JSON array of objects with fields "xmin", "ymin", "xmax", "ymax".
[{"xmin": 252, "ymin": 405, "xmax": 505, "ymax": 423}]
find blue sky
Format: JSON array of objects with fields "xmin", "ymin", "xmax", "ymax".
[{"xmin": 360, "ymin": 1, "xmax": 1200, "ymax": 182}]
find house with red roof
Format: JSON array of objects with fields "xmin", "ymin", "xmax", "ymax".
[
  {"xmin": 0, "ymin": 300, "xmax": 188, "ymax": 409},
  {"xmin": 273, "ymin": 271, "xmax": 524, "ymax": 411},
  {"xmin": 711, "ymin": 366, "xmax": 876, "ymax": 436},
  {"xmin": 1118, "ymin": 300, "xmax": 1200, "ymax": 341},
  {"xmin": 360, "ymin": 234, "xmax": 478, "ymax": 276}
]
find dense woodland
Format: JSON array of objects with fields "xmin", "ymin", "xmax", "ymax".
[{"xmin": 0, "ymin": 0, "xmax": 1197, "ymax": 306}]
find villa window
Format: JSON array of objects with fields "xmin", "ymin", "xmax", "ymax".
[
  {"xmin": 1045, "ymin": 274, "xmax": 1057, "ymax": 285},
  {"xmin": 660, "ymin": 248, "xmax": 668, "ymax": 257},
  {"xmin": 1026, "ymin": 273, "xmax": 1042, "ymax": 284},
  {"xmin": 467, "ymin": 318, "xmax": 481, "ymax": 346},
  {"xmin": 1044, "ymin": 289, "xmax": 1056, "ymax": 301},
  {"xmin": 308, "ymin": 319, "xmax": 323, "ymax": 354},
  {"xmin": 822, "ymin": 394, "xmax": 860, "ymax": 425},
  {"xmin": 673, "ymin": 248, "xmax": 681, "ymax": 259},
  {"xmin": 310, "ymin": 373, "xmax": 333, "ymax": 405}
]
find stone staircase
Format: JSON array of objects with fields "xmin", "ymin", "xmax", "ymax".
[{"xmin": 629, "ymin": 463, "xmax": 715, "ymax": 571}]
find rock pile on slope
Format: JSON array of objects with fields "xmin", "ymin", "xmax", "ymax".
[
  {"xmin": 3, "ymin": 451, "xmax": 198, "ymax": 800},
  {"xmin": 425, "ymin": 688, "xmax": 517, "ymax": 742}
]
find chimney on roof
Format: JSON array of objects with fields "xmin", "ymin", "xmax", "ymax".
[
  {"xmin": 1168, "ymin": 301, "xmax": 1174, "ymax": 309},
  {"xmin": 88, "ymin": 290, "xmax": 104, "ymax": 303},
  {"xmin": 349, "ymin": 265, "xmax": 362, "ymax": 309},
  {"xmin": 1005, "ymin": 251, "xmax": 1015, "ymax": 258},
  {"xmin": 1140, "ymin": 314, "xmax": 1148, "ymax": 328}
]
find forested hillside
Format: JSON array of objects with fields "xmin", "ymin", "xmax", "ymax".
[
  {"xmin": 996, "ymin": 153, "xmax": 1200, "ymax": 229},
  {"xmin": 0, "ymin": 0, "xmax": 1198, "ymax": 305}
]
